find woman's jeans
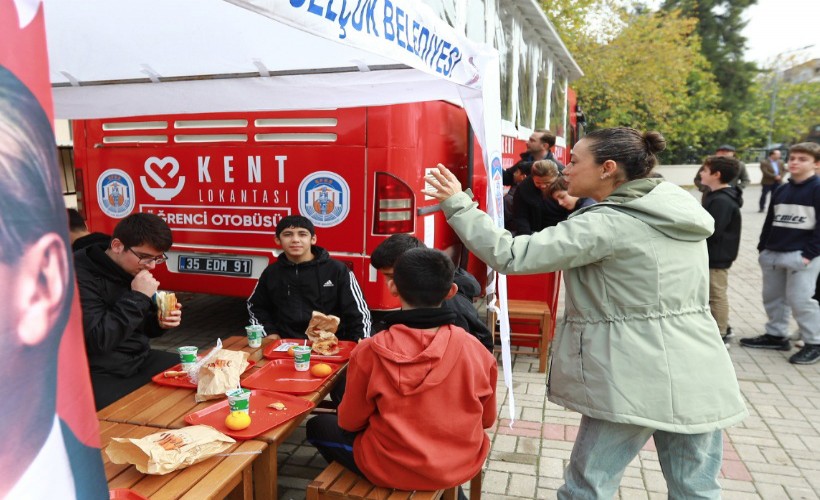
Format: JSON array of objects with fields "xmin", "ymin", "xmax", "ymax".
[{"xmin": 558, "ymin": 415, "xmax": 723, "ymax": 499}]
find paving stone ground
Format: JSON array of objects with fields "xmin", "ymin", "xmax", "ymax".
[{"xmin": 153, "ymin": 185, "xmax": 820, "ymax": 499}]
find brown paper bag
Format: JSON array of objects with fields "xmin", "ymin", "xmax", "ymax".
[
  {"xmin": 195, "ymin": 349, "xmax": 250, "ymax": 402},
  {"xmin": 105, "ymin": 425, "xmax": 234, "ymax": 475},
  {"xmin": 305, "ymin": 311, "xmax": 340, "ymax": 339}
]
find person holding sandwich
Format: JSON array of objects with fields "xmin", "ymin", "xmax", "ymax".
[
  {"xmin": 247, "ymin": 215, "xmax": 371, "ymax": 341},
  {"xmin": 74, "ymin": 213, "xmax": 182, "ymax": 410}
]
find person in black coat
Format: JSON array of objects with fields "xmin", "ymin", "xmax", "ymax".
[
  {"xmin": 699, "ymin": 156, "xmax": 743, "ymax": 345},
  {"xmin": 512, "ymin": 159, "xmax": 569, "ymax": 235},
  {"xmin": 503, "ymin": 162, "xmax": 531, "ymax": 234},
  {"xmin": 502, "ymin": 129, "xmax": 564, "ymax": 186},
  {"xmin": 67, "ymin": 208, "xmax": 110, "ymax": 251},
  {"xmin": 74, "ymin": 213, "xmax": 182, "ymax": 410},
  {"xmin": 247, "ymin": 215, "xmax": 371, "ymax": 341},
  {"xmin": 370, "ymin": 234, "xmax": 494, "ymax": 352}
]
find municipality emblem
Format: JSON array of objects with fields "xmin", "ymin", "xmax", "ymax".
[
  {"xmin": 298, "ymin": 171, "xmax": 350, "ymax": 228},
  {"xmin": 97, "ymin": 169, "xmax": 135, "ymax": 218}
]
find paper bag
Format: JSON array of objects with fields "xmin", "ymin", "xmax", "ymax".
[
  {"xmin": 105, "ymin": 425, "xmax": 234, "ymax": 475},
  {"xmin": 195, "ymin": 349, "xmax": 250, "ymax": 402}
]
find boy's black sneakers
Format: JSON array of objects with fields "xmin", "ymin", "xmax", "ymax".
[
  {"xmin": 739, "ymin": 334, "xmax": 791, "ymax": 351},
  {"xmin": 789, "ymin": 344, "xmax": 820, "ymax": 365}
]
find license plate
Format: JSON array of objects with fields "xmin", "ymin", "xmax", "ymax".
[{"xmin": 177, "ymin": 255, "xmax": 253, "ymax": 277}]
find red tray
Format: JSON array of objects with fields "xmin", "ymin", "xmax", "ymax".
[
  {"xmin": 240, "ymin": 359, "xmax": 342, "ymax": 394},
  {"xmin": 109, "ymin": 489, "xmax": 149, "ymax": 500},
  {"xmin": 262, "ymin": 338, "xmax": 356, "ymax": 363},
  {"xmin": 184, "ymin": 390, "xmax": 314, "ymax": 440},
  {"xmin": 151, "ymin": 360, "xmax": 255, "ymax": 389}
]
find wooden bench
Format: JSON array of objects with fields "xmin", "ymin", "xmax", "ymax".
[{"xmin": 307, "ymin": 461, "xmax": 482, "ymax": 500}]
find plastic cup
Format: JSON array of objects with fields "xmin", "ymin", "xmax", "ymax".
[
  {"xmin": 293, "ymin": 346, "xmax": 311, "ymax": 372},
  {"xmin": 226, "ymin": 388, "xmax": 252, "ymax": 413},
  {"xmin": 177, "ymin": 346, "xmax": 198, "ymax": 370},
  {"xmin": 245, "ymin": 325, "xmax": 264, "ymax": 348}
]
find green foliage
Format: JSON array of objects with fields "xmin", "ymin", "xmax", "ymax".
[
  {"xmin": 660, "ymin": 0, "xmax": 759, "ymax": 146},
  {"xmin": 559, "ymin": 8, "xmax": 728, "ymax": 161},
  {"xmin": 757, "ymin": 76, "xmax": 820, "ymax": 146},
  {"xmin": 541, "ymin": 0, "xmax": 625, "ymax": 52}
]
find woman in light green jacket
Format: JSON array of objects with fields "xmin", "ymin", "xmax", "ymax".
[{"xmin": 426, "ymin": 128, "xmax": 747, "ymax": 499}]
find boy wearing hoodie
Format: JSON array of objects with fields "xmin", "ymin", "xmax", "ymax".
[
  {"xmin": 699, "ymin": 156, "xmax": 743, "ymax": 347},
  {"xmin": 306, "ymin": 248, "xmax": 497, "ymax": 494},
  {"xmin": 370, "ymin": 233, "xmax": 494, "ymax": 352}
]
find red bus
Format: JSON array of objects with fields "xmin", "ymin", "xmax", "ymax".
[{"xmin": 69, "ymin": 0, "xmax": 582, "ymax": 311}]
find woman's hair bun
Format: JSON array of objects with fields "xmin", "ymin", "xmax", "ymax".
[{"xmin": 643, "ymin": 131, "xmax": 666, "ymax": 154}]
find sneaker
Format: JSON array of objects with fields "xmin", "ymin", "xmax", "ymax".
[
  {"xmin": 789, "ymin": 344, "xmax": 820, "ymax": 365},
  {"xmin": 739, "ymin": 334, "xmax": 791, "ymax": 351},
  {"xmin": 722, "ymin": 334, "xmax": 731, "ymax": 349},
  {"xmin": 724, "ymin": 326, "xmax": 734, "ymax": 339}
]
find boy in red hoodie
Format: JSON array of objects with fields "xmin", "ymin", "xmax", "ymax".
[{"xmin": 306, "ymin": 248, "xmax": 498, "ymax": 494}]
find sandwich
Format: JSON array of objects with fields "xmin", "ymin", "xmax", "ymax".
[
  {"xmin": 156, "ymin": 291, "xmax": 177, "ymax": 321},
  {"xmin": 306, "ymin": 311, "xmax": 340, "ymax": 355},
  {"xmin": 311, "ymin": 330, "xmax": 340, "ymax": 356}
]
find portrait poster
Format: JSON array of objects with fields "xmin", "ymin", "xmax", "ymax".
[{"xmin": 0, "ymin": 0, "xmax": 108, "ymax": 497}]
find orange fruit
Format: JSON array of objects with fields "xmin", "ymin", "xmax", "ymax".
[
  {"xmin": 225, "ymin": 411, "xmax": 251, "ymax": 430},
  {"xmin": 287, "ymin": 346, "xmax": 296, "ymax": 357},
  {"xmin": 310, "ymin": 363, "xmax": 333, "ymax": 377}
]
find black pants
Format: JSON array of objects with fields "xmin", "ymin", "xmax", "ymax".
[
  {"xmin": 91, "ymin": 349, "xmax": 179, "ymax": 410},
  {"xmin": 306, "ymin": 414, "xmax": 362, "ymax": 476},
  {"xmin": 329, "ymin": 370, "xmax": 346, "ymax": 406},
  {"xmin": 760, "ymin": 183, "xmax": 779, "ymax": 211}
]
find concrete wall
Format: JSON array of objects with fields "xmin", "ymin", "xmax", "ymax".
[{"xmin": 655, "ymin": 163, "xmax": 763, "ymax": 187}]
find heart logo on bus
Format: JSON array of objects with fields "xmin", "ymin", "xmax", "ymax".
[{"xmin": 141, "ymin": 156, "xmax": 185, "ymax": 201}]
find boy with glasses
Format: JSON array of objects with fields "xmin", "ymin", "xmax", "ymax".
[{"xmin": 74, "ymin": 213, "xmax": 183, "ymax": 409}]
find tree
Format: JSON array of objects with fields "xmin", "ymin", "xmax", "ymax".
[
  {"xmin": 541, "ymin": 0, "xmax": 626, "ymax": 53},
  {"xmin": 661, "ymin": 0, "xmax": 759, "ymax": 146},
  {"xmin": 566, "ymin": 9, "xmax": 728, "ymax": 161},
  {"xmin": 758, "ymin": 77, "xmax": 820, "ymax": 146}
]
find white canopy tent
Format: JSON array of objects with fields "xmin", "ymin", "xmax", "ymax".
[
  {"xmin": 45, "ymin": 0, "xmax": 498, "ymax": 151},
  {"xmin": 43, "ymin": 0, "xmax": 519, "ymax": 417}
]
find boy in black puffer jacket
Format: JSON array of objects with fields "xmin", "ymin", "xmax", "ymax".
[{"xmin": 74, "ymin": 213, "xmax": 182, "ymax": 410}]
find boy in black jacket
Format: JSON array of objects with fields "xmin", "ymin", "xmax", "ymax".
[
  {"xmin": 74, "ymin": 213, "xmax": 182, "ymax": 410},
  {"xmin": 699, "ymin": 156, "xmax": 743, "ymax": 347},
  {"xmin": 247, "ymin": 215, "xmax": 370, "ymax": 341},
  {"xmin": 370, "ymin": 233, "xmax": 494, "ymax": 352},
  {"xmin": 741, "ymin": 142, "xmax": 820, "ymax": 364}
]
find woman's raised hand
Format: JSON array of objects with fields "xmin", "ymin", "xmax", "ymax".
[{"xmin": 424, "ymin": 163, "xmax": 463, "ymax": 202}]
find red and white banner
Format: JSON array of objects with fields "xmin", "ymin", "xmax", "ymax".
[{"xmin": 0, "ymin": 0, "xmax": 108, "ymax": 497}]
